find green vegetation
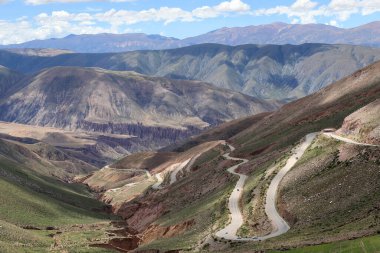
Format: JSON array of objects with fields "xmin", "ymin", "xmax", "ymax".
[
  {"xmin": 238, "ymin": 150, "xmax": 291, "ymax": 237},
  {"xmin": 138, "ymin": 154, "xmax": 236, "ymax": 252},
  {"xmin": 0, "ymin": 157, "xmax": 112, "ymax": 227},
  {"xmin": 0, "ymin": 177, "xmax": 108, "ymax": 226},
  {"xmin": 0, "ymin": 143, "xmax": 118, "ymax": 252},
  {"xmin": 139, "ymin": 181, "xmax": 234, "ymax": 251},
  {"xmin": 274, "ymin": 135, "xmax": 380, "ymax": 246},
  {"xmin": 271, "ymin": 235, "xmax": 380, "ymax": 253},
  {"xmin": 192, "ymin": 148, "xmax": 222, "ymax": 168},
  {"xmin": 0, "ymin": 220, "xmax": 52, "ymax": 253}
]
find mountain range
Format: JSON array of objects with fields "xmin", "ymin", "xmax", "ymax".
[
  {"xmin": 0, "ymin": 27, "xmax": 380, "ymax": 252},
  {"xmin": 81, "ymin": 60, "xmax": 380, "ymax": 252},
  {"xmin": 1, "ymin": 43, "xmax": 380, "ymax": 100},
  {"xmin": 0, "ymin": 66, "xmax": 278, "ymax": 153},
  {"xmin": 2, "ymin": 22, "xmax": 380, "ymax": 53}
]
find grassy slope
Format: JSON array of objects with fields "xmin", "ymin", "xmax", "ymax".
[
  {"xmin": 216, "ymin": 134, "xmax": 380, "ymax": 252},
  {"xmin": 270, "ymin": 235, "xmax": 380, "ymax": 253},
  {"xmin": 0, "ymin": 139, "xmax": 118, "ymax": 252},
  {"xmin": 231, "ymin": 62, "xmax": 380, "ymax": 158},
  {"xmin": 146, "ymin": 62, "xmax": 380, "ymax": 252},
  {"xmin": 130, "ymin": 145, "xmax": 237, "ymax": 251},
  {"xmin": 277, "ymin": 135, "xmax": 380, "ymax": 243}
]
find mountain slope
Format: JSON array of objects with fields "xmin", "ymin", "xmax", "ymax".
[
  {"xmin": 96, "ymin": 61, "xmax": 380, "ymax": 252},
  {"xmin": 1, "ymin": 33, "xmax": 182, "ymax": 53},
  {"xmin": 0, "ymin": 66, "xmax": 277, "ymax": 137},
  {"xmin": 1, "ymin": 43, "xmax": 380, "ymax": 100},
  {"xmin": 0, "ymin": 66, "xmax": 23, "ymax": 98},
  {"xmin": 337, "ymin": 99, "xmax": 380, "ymax": 145},
  {"xmin": 184, "ymin": 21, "xmax": 380, "ymax": 47},
  {"xmin": 2, "ymin": 22, "xmax": 380, "ymax": 53},
  {"xmin": 229, "ymin": 60, "xmax": 380, "ymax": 158},
  {"xmin": 4, "ymin": 48, "xmax": 73, "ymax": 56},
  {"xmin": 0, "ymin": 136, "xmax": 123, "ymax": 252}
]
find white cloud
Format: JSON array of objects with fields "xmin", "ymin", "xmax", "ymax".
[
  {"xmin": 193, "ymin": 0, "xmax": 250, "ymax": 19},
  {"xmin": 1, "ymin": 0, "xmax": 379, "ymax": 45},
  {"xmin": 215, "ymin": 0, "xmax": 250, "ymax": 12},
  {"xmin": 361, "ymin": 0, "xmax": 380, "ymax": 15},
  {"xmin": 328, "ymin": 19, "xmax": 338, "ymax": 26},
  {"xmin": 255, "ymin": 0, "xmax": 321, "ymax": 24},
  {"xmin": 291, "ymin": 0, "xmax": 318, "ymax": 11},
  {"xmin": 254, "ymin": 0, "xmax": 380, "ymax": 24}
]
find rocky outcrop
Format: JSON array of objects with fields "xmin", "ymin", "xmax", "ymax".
[
  {"xmin": 141, "ymin": 220, "xmax": 195, "ymax": 244},
  {"xmin": 337, "ymin": 99, "xmax": 380, "ymax": 145}
]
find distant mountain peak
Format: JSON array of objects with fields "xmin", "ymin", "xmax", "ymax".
[{"xmin": 1, "ymin": 21, "xmax": 380, "ymax": 53}]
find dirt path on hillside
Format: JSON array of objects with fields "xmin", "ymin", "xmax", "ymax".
[{"xmin": 323, "ymin": 132, "xmax": 379, "ymax": 147}]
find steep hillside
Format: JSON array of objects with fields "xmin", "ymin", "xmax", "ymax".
[
  {"xmin": 0, "ymin": 66, "xmax": 276, "ymax": 132},
  {"xmin": 91, "ymin": 61, "xmax": 380, "ymax": 252},
  {"xmin": 0, "ymin": 66, "xmax": 23, "ymax": 98},
  {"xmin": 0, "ymin": 136, "xmax": 96, "ymax": 180},
  {"xmin": 170, "ymin": 61, "xmax": 380, "ymax": 156},
  {"xmin": 0, "ymin": 136, "xmax": 128, "ymax": 252},
  {"xmin": 0, "ymin": 121, "xmax": 148, "ymax": 167},
  {"xmin": 337, "ymin": 99, "xmax": 380, "ymax": 145},
  {"xmin": 1, "ymin": 43, "xmax": 380, "ymax": 100},
  {"xmin": 229, "ymin": 60, "xmax": 380, "ymax": 158}
]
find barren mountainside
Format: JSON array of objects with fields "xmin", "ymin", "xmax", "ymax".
[
  {"xmin": 81, "ymin": 60, "xmax": 380, "ymax": 252},
  {"xmin": 337, "ymin": 98, "xmax": 380, "ymax": 145},
  {"xmin": 0, "ymin": 66, "xmax": 277, "ymax": 133},
  {"xmin": 0, "ymin": 66, "xmax": 23, "ymax": 99},
  {"xmin": 1, "ymin": 43, "xmax": 380, "ymax": 101}
]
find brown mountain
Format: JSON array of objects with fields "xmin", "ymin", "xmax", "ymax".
[
  {"xmin": 0, "ymin": 65, "xmax": 23, "ymax": 99},
  {"xmin": 0, "ymin": 66, "xmax": 278, "ymax": 151},
  {"xmin": 1, "ymin": 43, "xmax": 380, "ymax": 101},
  {"xmin": 95, "ymin": 60, "xmax": 380, "ymax": 252}
]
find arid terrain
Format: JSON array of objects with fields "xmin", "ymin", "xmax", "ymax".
[
  {"xmin": 57, "ymin": 60, "xmax": 380, "ymax": 252},
  {"xmin": 1, "ymin": 18, "xmax": 380, "ymax": 253}
]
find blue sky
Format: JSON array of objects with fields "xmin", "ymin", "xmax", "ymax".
[{"xmin": 0, "ymin": 0, "xmax": 379, "ymax": 44}]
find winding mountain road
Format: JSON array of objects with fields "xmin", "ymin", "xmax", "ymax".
[
  {"xmin": 323, "ymin": 132, "xmax": 379, "ymax": 147},
  {"xmin": 151, "ymin": 159, "xmax": 192, "ymax": 189},
  {"xmin": 152, "ymin": 173, "xmax": 163, "ymax": 190},
  {"xmin": 215, "ymin": 144, "xmax": 249, "ymax": 240},
  {"xmin": 216, "ymin": 133, "xmax": 317, "ymax": 241}
]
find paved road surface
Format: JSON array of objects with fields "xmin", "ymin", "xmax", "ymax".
[
  {"xmin": 259, "ymin": 132, "xmax": 317, "ymax": 240},
  {"xmin": 215, "ymin": 144, "xmax": 249, "ymax": 240},
  {"xmin": 215, "ymin": 133, "xmax": 317, "ymax": 241}
]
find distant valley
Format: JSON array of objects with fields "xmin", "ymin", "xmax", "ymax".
[
  {"xmin": 1, "ymin": 20, "xmax": 380, "ymax": 253},
  {"xmin": 0, "ymin": 65, "xmax": 278, "ymax": 157}
]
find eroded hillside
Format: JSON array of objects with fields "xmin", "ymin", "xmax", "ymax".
[{"xmin": 79, "ymin": 61, "xmax": 380, "ymax": 252}]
